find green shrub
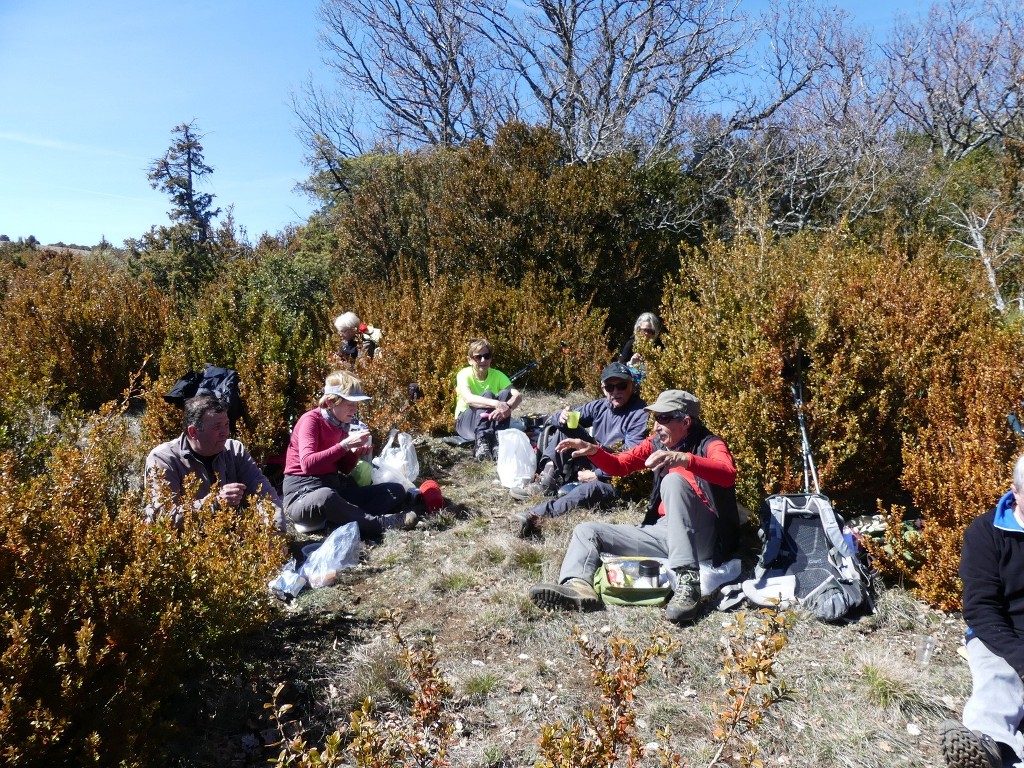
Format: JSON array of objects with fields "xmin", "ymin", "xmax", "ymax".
[
  {"xmin": 140, "ymin": 246, "xmax": 331, "ymax": 464},
  {"xmin": 301, "ymin": 123, "xmax": 681, "ymax": 338},
  {"xmin": 0, "ymin": 399, "xmax": 284, "ymax": 766}
]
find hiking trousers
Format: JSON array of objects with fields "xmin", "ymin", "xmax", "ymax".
[
  {"xmin": 558, "ymin": 473, "xmax": 717, "ymax": 583},
  {"xmin": 964, "ymin": 637, "xmax": 1024, "ymax": 765},
  {"xmin": 529, "ymin": 479, "xmax": 618, "ymax": 521},
  {"xmin": 454, "ymin": 387, "xmax": 513, "ymax": 442},
  {"xmin": 283, "ymin": 473, "xmax": 405, "ymax": 539}
]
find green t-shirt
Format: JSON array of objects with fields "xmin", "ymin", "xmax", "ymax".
[{"xmin": 454, "ymin": 366, "xmax": 512, "ymax": 417}]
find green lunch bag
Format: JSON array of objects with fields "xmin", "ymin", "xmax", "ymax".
[{"xmin": 593, "ymin": 556, "xmax": 674, "ymax": 607}]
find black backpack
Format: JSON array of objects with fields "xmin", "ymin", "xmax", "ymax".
[{"xmin": 164, "ymin": 363, "xmax": 243, "ymax": 427}]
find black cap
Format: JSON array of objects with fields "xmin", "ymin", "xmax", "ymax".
[{"xmin": 601, "ymin": 362, "xmax": 633, "ymax": 383}]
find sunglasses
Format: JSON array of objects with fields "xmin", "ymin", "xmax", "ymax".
[
  {"xmin": 638, "ymin": 326, "xmax": 656, "ymax": 334},
  {"xmin": 652, "ymin": 411, "xmax": 685, "ymax": 424},
  {"xmin": 603, "ymin": 380, "xmax": 630, "ymax": 393},
  {"xmin": 472, "ymin": 352, "xmax": 492, "ymax": 361}
]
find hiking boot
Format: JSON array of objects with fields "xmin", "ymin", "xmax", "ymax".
[
  {"xmin": 382, "ymin": 511, "xmax": 419, "ymax": 531},
  {"xmin": 510, "ymin": 481, "xmax": 545, "ymax": 500},
  {"xmin": 940, "ymin": 720, "xmax": 1003, "ymax": 768},
  {"xmin": 489, "ymin": 433, "xmax": 500, "ymax": 461},
  {"xmin": 530, "ymin": 578, "xmax": 604, "ymax": 612},
  {"xmin": 538, "ymin": 462, "xmax": 559, "ymax": 494},
  {"xmin": 664, "ymin": 567, "xmax": 702, "ymax": 624},
  {"xmin": 512, "ymin": 510, "xmax": 542, "ymax": 538},
  {"xmin": 474, "ymin": 438, "xmax": 491, "ymax": 462}
]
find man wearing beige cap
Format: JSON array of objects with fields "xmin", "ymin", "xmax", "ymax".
[{"xmin": 529, "ymin": 390, "xmax": 739, "ymax": 624}]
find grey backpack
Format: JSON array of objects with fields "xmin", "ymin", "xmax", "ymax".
[{"xmin": 733, "ymin": 493, "xmax": 872, "ymax": 622}]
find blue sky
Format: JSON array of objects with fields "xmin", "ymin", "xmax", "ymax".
[{"xmin": 0, "ymin": 0, "xmax": 923, "ymax": 248}]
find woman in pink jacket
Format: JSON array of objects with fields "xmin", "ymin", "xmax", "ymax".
[{"xmin": 283, "ymin": 371, "xmax": 416, "ymax": 537}]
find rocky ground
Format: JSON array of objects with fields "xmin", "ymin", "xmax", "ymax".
[{"xmin": 171, "ymin": 391, "xmax": 969, "ymax": 768}]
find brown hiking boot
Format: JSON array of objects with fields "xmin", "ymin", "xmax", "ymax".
[
  {"xmin": 940, "ymin": 720, "xmax": 1002, "ymax": 768},
  {"xmin": 530, "ymin": 578, "xmax": 603, "ymax": 612}
]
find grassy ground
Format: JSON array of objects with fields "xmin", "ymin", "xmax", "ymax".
[{"xmin": 174, "ymin": 391, "xmax": 968, "ymax": 768}]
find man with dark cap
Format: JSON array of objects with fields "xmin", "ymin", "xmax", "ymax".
[
  {"xmin": 528, "ymin": 390, "xmax": 739, "ymax": 624},
  {"xmin": 510, "ymin": 362, "xmax": 648, "ymax": 537}
]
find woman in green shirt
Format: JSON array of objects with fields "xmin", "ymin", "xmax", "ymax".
[{"xmin": 454, "ymin": 338, "xmax": 523, "ymax": 461}]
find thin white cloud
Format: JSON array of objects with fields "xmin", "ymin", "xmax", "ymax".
[
  {"xmin": 0, "ymin": 131, "xmax": 140, "ymax": 160},
  {"xmin": 49, "ymin": 184, "xmax": 152, "ymax": 202}
]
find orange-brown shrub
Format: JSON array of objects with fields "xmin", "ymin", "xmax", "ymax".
[
  {"xmin": 648, "ymin": 227, "xmax": 1019, "ymax": 604},
  {"xmin": 140, "ymin": 251, "xmax": 329, "ymax": 465},
  {"xmin": 886, "ymin": 324, "xmax": 1023, "ymax": 609},
  {"xmin": 0, "ymin": 250, "xmax": 167, "ymax": 411},
  {"xmin": 332, "ymin": 259, "xmax": 611, "ymax": 435},
  {"xmin": 0, "ymin": 399, "xmax": 283, "ymax": 766}
]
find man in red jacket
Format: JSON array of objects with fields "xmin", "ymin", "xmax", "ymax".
[{"xmin": 529, "ymin": 390, "xmax": 739, "ymax": 624}]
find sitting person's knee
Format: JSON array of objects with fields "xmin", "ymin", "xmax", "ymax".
[{"xmin": 660, "ymin": 472, "xmax": 689, "ymax": 495}]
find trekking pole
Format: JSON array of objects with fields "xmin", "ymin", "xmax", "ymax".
[
  {"xmin": 507, "ymin": 341, "xmax": 569, "ymax": 385},
  {"xmin": 791, "ymin": 377, "xmax": 820, "ymax": 496}
]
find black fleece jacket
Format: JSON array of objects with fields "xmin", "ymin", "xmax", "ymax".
[{"xmin": 960, "ymin": 492, "xmax": 1024, "ymax": 680}]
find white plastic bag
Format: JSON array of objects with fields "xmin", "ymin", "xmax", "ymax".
[
  {"xmin": 496, "ymin": 429, "xmax": 536, "ymax": 489},
  {"xmin": 379, "ymin": 429, "xmax": 420, "ymax": 484},
  {"xmin": 299, "ymin": 521, "xmax": 361, "ymax": 588},
  {"xmin": 371, "ymin": 459, "xmax": 416, "ymax": 490}
]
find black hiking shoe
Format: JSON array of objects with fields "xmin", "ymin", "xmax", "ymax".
[
  {"xmin": 511, "ymin": 510, "xmax": 542, "ymax": 538},
  {"xmin": 664, "ymin": 567, "xmax": 702, "ymax": 624},
  {"xmin": 530, "ymin": 578, "xmax": 603, "ymax": 612},
  {"xmin": 537, "ymin": 461, "xmax": 558, "ymax": 494},
  {"xmin": 940, "ymin": 720, "xmax": 1002, "ymax": 768}
]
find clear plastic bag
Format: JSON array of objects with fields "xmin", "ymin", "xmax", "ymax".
[
  {"xmin": 299, "ymin": 521, "xmax": 361, "ymax": 588},
  {"xmin": 496, "ymin": 429, "xmax": 536, "ymax": 489},
  {"xmin": 379, "ymin": 429, "xmax": 420, "ymax": 484},
  {"xmin": 268, "ymin": 559, "xmax": 307, "ymax": 599}
]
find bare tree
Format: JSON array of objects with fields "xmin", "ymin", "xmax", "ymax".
[
  {"xmin": 303, "ymin": 0, "xmax": 846, "ymax": 168},
  {"xmin": 470, "ymin": 0, "xmax": 756, "ymax": 162},
  {"xmin": 942, "ymin": 202, "xmax": 1023, "ymax": 312},
  {"xmin": 884, "ymin": 0, "xmax": 1024, "ymax": 161},
  {"xmin": 672, "ymin": 0, "xmax": 909, "ymax": 233},
  {"xmin": 313, "ymin": 0, "xmax": 506, "ymax": 151}
]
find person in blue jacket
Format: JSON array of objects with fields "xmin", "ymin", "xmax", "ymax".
[
  {"xmin": 941, "ymin": 454, "xmax": 1024, "ymax": 768},
  {"xmin": 511, "ymin": 362, "xmax": 647, "ymax": 537}
]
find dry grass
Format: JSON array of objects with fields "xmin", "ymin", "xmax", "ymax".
[{"xmin": 176, "ymin": 390, "xmax": 971, "ymax": 767}]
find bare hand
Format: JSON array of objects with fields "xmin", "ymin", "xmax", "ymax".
[
  {"xmin": 556, "ymin": 438, "xmax": 597, "ymax": 459},
  {"xmin": 491, "ymin": 402, "xmax": 511, "ymax": 421},
  {"xmin": 342, "ymin": 429, "xmax": 372, "ymax": 451},
  {"xmin": 218, "ymin": 482, "xmax": 247, "ymax": 507},
  {"xmin": 644, "ymin": 450, "xmax": 689, "ymax": 472},
  {"xmin": 577, "ymin": 469, "xmax": 597, "ymax": 483},
  {"xmin": 557, "ymin": 406, "xmax": 569, "ymax": 425}
]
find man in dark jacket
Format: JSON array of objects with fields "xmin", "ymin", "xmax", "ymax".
[
  {"xmin": 941, "ymin": 455, "xmax": 1024, "ymax": 768},
  {"xmin": 511, "ymin": 362, "xmax": 648, "ymax": 537}
]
